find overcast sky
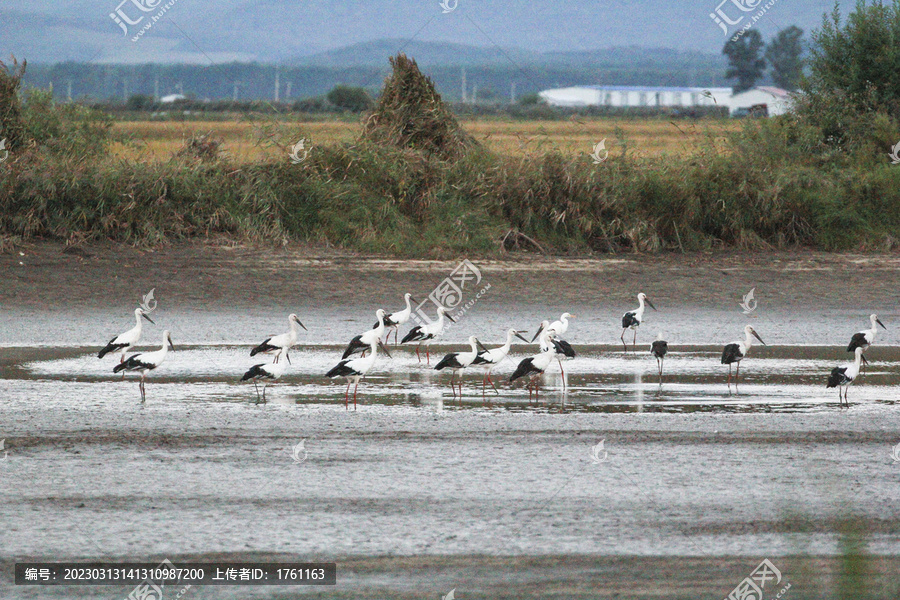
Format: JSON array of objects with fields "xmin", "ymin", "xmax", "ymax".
[{"xmin": 0, "ymin": 0, "xmax": 831, "ymax": 64}]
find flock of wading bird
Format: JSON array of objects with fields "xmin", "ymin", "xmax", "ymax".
[{"xmin": 97, "ymin": 293, "xmax": 887, "ymax": 408}]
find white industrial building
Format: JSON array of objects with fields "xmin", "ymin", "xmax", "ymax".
[
  {"xmin": 727, "ymin": 86, "xmax": 794, "ymax": 116},
  {"xmin": 538, "ymin": 84, "xmax": 795, "ymax": 116},
  {"xmin": 538, "ymin": 85, "xmax": 733, "ymax": 109}
]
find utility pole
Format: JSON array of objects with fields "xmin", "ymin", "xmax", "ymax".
[
  {"xmin": 461, "ymin": 67, "xmax": 467, "ymax": 103},
  {"xmin": 274, "ymin": 68, "xmax": 280, "ymax": 102},
  {"xmin": 472, "ymin": 83, "xmax": 478, "ymax": 105},
  {"xmin": 123, "ymin": 77, "xmax": 129, "ymax": 102},
  {"xmin": 153, "ymin": 75, "xmax": 160, "ymax": 101},
  {"xmin": 233, "ymin": 81, "xmax": 240, "ymax": 102},
  {"xmin": 510, "ymin": 82, "xmax": 517, "ymax": 104},
  {"xmin": 285, "ymin": 81, "xmax": 293, "ymax": 99},
  {"xmin": 67, "ymin": 80, "xmax": 73, "ymax": 102}
]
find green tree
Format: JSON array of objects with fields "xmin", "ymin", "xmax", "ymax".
[
  {"xmin": 765, "ymin": 26, "xmax": 805, "ymax": 90},
  {"xmin": 723, "ymin": 30, "xmax": 766, "ymax": 92},
  {"xmin": 804, "ymin": 1, "xmax": 900, "ymax": 118},
  {"xmin": 326, "ymin": 85, "xmax": 373, "ymax": 112}
]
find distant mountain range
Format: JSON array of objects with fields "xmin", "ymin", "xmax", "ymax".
[{"xmin": 1, "ymin": 0, "xmax": 828, "ymax": 64}]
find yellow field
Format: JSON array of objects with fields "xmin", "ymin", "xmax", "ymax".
[{"xmin": 111, "ymin": 118, "xmax": 740, "ymax": 162}]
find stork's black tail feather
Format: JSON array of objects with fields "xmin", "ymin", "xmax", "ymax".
[
  {"xmin": 553, "ymin": 339, "xmax": 576, "ymax": 358},
  {"xmin": 98, "ymin": 338, "xmax": 124, "ymax": 359},
  {"xmin": 509, "ymin": 358, "xmax": 536, "ymax": 383},
  {"xmin": 241, "ymin": 364, "xmax": 267, "ymax": 382},
  {"xmin": 826, "ymin": 367, "xmax": 846, "ymax": 388},
  {"xmin": 401, "ymin": 326, "xmax": 424, "ymax": 344},
  {"xmin": 326, "ymin": 361, "xmax": 355, "ymax": 378},
  {"xmin": 113, "ymin": 354, "xmax": 142, "ymax": 373},
  {"xmin": 250, "ymin": 338, "xmax": 276, "ymax": 357}
]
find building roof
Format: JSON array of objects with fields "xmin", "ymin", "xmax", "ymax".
[
  {"xmin": 733, "ymin": 86, "xmax": 792, "ymax": 98},
  {"xmin": 565, "ymin": 85, "xmax": 732, "ymax": 93}
]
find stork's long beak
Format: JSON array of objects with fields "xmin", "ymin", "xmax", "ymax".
[
  {"xmin": 877, "ymin": 318, "xmax": 886, "ymax": 330},
  {"xmin": 378, "ymin": 341, "xmax": 392, "ymax": 359},
  {"xmin": 476, "ymin": 339, "xmax": 489, "ymax": 353},
  {"xmin": 514, "ymin": 331, "xmax": 530, "ymax": 343},
  {"xmin": 168, "ymin": 336, "xmax": 175, "ymax": 351},
  {"xmin": 294, "ymin": 315, "xmax": 308, "ymax": 331},
  {"xmin": 645, "ymin": 299, "xmax": 657, "ymax": 311},
  {"xmin": 530, "ymin": 325, "xmax": 545, "ymax": 343},
  {"xmin": 410, "ymin": 296, "xmax": 421, "ymax": 306},
  {"xmin": 142, "ymin": 314, "xmax": 155, "ymax": 325},
  {"xmin": 862, "ymin": 354, "xmax": 869, "ymax": 366},
  {"xmin": 445, "ymin": 313, "xmax": 456, "ymax": 323},
  {"xmin": 752, "ymin": 331, "xmax": 766, "ymax": 345}
]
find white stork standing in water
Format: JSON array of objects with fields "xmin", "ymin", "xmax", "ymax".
[
  {"xmin": 98, "ymin": 308, "xmax": 155, "ymax": 363},
  {"xmin": 621, "ymin": 293, "xmax": 656, "ymax": 351},
  {"xmin": 400, "ymin": 306, "xmax": 455, "ymax": 365},
  {"xmin": 531, "ymin": 312, "xmax": 574, "ymax": 342},
  {"xmin": 827, "ymin": 347, "xmax": 867, "ymax": 407},
  {"xmin": 250, "ymin": 313, "xmax": 307, "ymax": 364},
  {"xmin": 434, "ymin": 336, "xmax": 481, "ymax": 399},
  {"xmin": 720, "ymin": 325, "xmax": 766, "ymax": 388},
  {"xmin": 345, "ymin": 309, "xmax": 388, "ymax": 359},
  {"xmin": 240, "ymin": 361, "xmax": 286, "ymax": 404},
  {"xmin": 326, "ymin": 339, "xmax": 391, "ymax": 410},
  {"xmin": 537, "ymin": 325, "xmax": 576, "ymax": 387},
  {"xmin": 847, "ymin": 314, "xmax": 885, "ymax": 373},
  {"xmin": 650, "ymin": 332, "xmax": 668, "ymax": 379},
  {"xmin": 379, "ymin": 293, "xmax": 419, "ymax": 345},
  {"xmin": 472, "ymin": 329, "xmax": 530, "ymax": 397},
  {"xmin": 509, "ymin": 346, "xmax": 556, "ymax": 400},
  {"xmin": 113, "ymin": 330, "xmax": 175, "ymax": 403}
]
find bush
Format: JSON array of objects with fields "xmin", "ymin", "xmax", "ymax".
[
  {"xmin": 325, "ymin": 85, "xmax": 373, "ymax": 112},
  {"xmin": 0, "ymin": 57, "xmax": 27, "ymax": 151},
  {"xmin": 22, "ymin": 89, "xmax": 113, "ymax": 158}
]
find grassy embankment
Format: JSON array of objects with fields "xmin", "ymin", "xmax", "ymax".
[{"xmin": 2, "ymin": 46, "xmax": 900, "ymax": 257}]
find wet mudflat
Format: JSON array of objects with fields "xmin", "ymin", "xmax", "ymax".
[{"xmin": 1, "ymin": 244, "xmax": 900, "ymax": 599}]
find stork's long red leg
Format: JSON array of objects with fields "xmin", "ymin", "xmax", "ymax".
[{"xmin": 353, "ymin": 380, "xmax": 360, "ymax": 410}]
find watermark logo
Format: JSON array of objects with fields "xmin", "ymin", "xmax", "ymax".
[
  {"xmin": 591, "ymin": 439, "xmax": 609, "ymax": 463},
  {"xmin": 442, "ymin": 589, "xmax": 456, "ymax": 600},
  {"xmin": 110, "ymin": 0, "xmax": 182, "ymax": 42},
  {"xmin": 723, "ymin": 558, "xmax": 790, "ymax": 600},
  {"xmin": 0, "ymin": 439, "xmax": 7, "ymax": 461},
  {"xmin": 439, "ymin": 0, "xmax": 458, "ymax": 13},
  {"xmin": 0, "ymin": 138, "xmax": 8, "ymax": 162},
  {"xmin": 589, "ymin": 139, "xmax": 609, "ymax": 164},
  {"xmin": 710, "ymin": 0, "xmax": 777, "ymax": 39},
  {"xmin": 889, "ymin": 141, "xmax": 900, "ymax": 165},
  {"xmin": 126, "ymin": 558, "xmax": 191, "ymax": 600},
  {"xmin": 291, "ymin": 439, "xmax": 308, "ymax": 464},
  {"xmin": 141, "ymin": 288, "xmax": 158, "ymax": 313},
  {"xmin": 412, "ymin": 260, "xmax": 491, "ymax": 330},
  {"xmin": 289, "ymin": 139, "xmax": 310, "ymax": 164},
  {"xmin": 891, "ymin": 441, "xmax": 900, "ymax": 463},
  {"xmin": 740, "ymin": 287, "xmax": 757, "ymax": 315}
]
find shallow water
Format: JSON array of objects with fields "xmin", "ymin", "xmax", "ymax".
[{"xmin": 6, "ymin": 344, "xmax": 900, "ymax": 413}]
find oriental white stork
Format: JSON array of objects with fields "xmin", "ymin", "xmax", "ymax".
[
  {"xmin": 509, "ymin": 346, "xmax": 556, "ymax": 400},
  {"xmin": 240, "ymin": 360, "xmax": 286, "ymax": 404},
  {"xmin": 325, "ymin": 339, "xmax": 391, "ymax": 410},
  {"xmin": 650, "ymin": 332, "xmax": 668, "ymax": 379},
  {"xmin": 847, "ymin": 314, "xmax": 886, "ymax": 367},
  {"xmin": 530, "ymin": 312, "xmax": 574, "ymax": 342},
  {"xmin": 621, "ymin": 293, "xmax": 656, "ymax": 351},
  {"xmin": 344, "ymin": 309, "xmax": 388, "ymax": 359},
  {"xmin": 113, "ymin": 330, "xmax": 175, "ymax": 403},
  {"xmin": 434, "ymin": 336, "xmax": 481, "ymax": 399},
  {"xmin": 827, "ymin": 347, "xmax": 867, "ymax": 407},
  {"xmin": 721, "ymin": 325, "xmax": 766, "ymax": 388},
  {"xmin": 98, "ymin": 308, "xmax": 155, "ymax": 363},
  {"xmin": 378, "ymin": 293, "xmax": 420, "ymax": 345},
  {"xmin": 400, "ymin": 306, "xmax": 455, "ymax": 364},
  {"xmin": 471, "ymin": 329, "xmax": 530, "ymax": 397},
  {"xmin": 537, "ymin": 325, "xmax": 576, "ymax": 387},
  {"xmin": 250, "ymin": 313, "xmax": 307, "ymax": 364}
]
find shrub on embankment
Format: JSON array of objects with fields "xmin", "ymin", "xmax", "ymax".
[{"xmin": 3, "ymin": 0, "xmax": 900, "ymax": 257}]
